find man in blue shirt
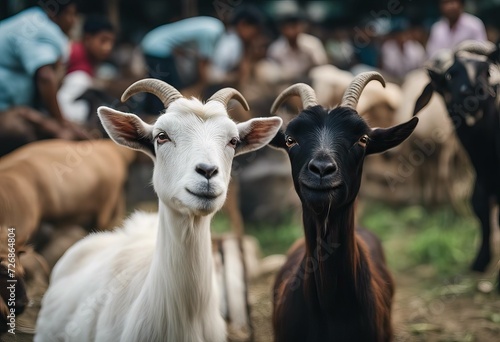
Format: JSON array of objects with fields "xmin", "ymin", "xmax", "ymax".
[
  {"xmin": 0, "ymin": 2, "xmax": 82, "ymax": 155},
  {"xmin": 140, "ymin": 16, "xmax": 225, "ymax": 114},
  {"xmin": 211, "ymin": 6, "xmax": 264, "ymax": 84}
]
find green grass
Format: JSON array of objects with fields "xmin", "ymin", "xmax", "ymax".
[
  {"xmin": 245, "ymin": 218, "xmax": 303, "ymax": 256},
  {"xmin": 212, "ymin": 211, "xmax": 303, "ymax": 255},
  {"xmin": 214, "ymin": 202, "xmax": 481, "ymax": 278},
  {"xmin": 359, "ymin": 202, "xmax": 479, "ymax": 276}
]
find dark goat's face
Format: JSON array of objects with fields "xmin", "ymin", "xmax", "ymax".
[
  {"xmin": 425, "ymin": 55, "xmax": 493, "ymax": 120},
  {"xmin": 270, "ymin": 73, "xmax": 418, "ymax": 212},
  {"xmin": 281, "ymin": 106, "xmax": 369, "ymax": 207}
]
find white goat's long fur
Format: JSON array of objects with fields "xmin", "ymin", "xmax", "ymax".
[{"xmin": 35, "ymin": 97, "xmax": 282, "ymax": 342}]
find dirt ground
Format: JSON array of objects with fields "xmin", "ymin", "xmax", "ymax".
[{"xmin": 249, "ymin": 268, "xmax": 500, "ymax": 342}]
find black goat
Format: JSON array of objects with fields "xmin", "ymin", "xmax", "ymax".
[
  {"xmin": 269, "ymin": 72, "xmax": 419, "ymax": 341},
  {"xmin": 414, "ymin": 47, "xmax": 500, "ymax": 291}
]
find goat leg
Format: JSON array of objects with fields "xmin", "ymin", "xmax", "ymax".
[{"xmin": 470, "ymin": 182, "xmax": 492, "ymax": 272}]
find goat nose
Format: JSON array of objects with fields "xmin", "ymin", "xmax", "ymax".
[
  {"xmin": 195, "ymin": 163, "xmax": 218, "ymax": 179},
  {"xmin": 308, "ymin": 159, "xmax": 337, "ymax": 177}
]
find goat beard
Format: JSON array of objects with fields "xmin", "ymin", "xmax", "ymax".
[{"xmin": 301, "ymin": 189, "xmax": 346, "ymax": 217}]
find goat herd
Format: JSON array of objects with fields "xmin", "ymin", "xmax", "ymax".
[{"xmin": 0, "ymin": 40, "xmax": 499, "ymax": 341}]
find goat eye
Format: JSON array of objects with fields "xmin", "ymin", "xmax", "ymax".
[
  {"xmin": 285, "ymin": 136, "xmax": 297, "ymax": 148},
  {"xmin": 228, "ymin": 137, "xmax": 239, "ymax": 148},
  {"xmin": 445, "ymin": 73, "xmax": 452, "ymax": 81},
  {"xmin": 358, "ymin": 135, "xmax": 369, "ymax": 147},
  {"xmin": 156, "ymin": 132, "xmax": 170, "ymax": 144}
]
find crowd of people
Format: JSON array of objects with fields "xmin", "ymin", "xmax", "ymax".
[{"xmin": 0, "ymin": 0, "xmax": 492, "ymax": 156}]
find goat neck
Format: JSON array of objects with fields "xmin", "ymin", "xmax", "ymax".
[
  {"xmin": 123, "ymin": 200, "xmax": 221, "ymax": 341},
  {"xmin": 450, "ymin": 97, "xmax": 499, "ymax": 166},
  {"xmin": 301, "ymin": 201, "xmax": 360, "ymax": 311}
]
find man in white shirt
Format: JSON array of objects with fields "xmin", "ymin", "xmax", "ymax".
[
  {"xmin": 381, "ymin": 22, "xmax": 426, "ymax": 80},
  {"xmin": 426, "ymin": 0, "xmax": 487, "ymax": 58},
  {"xmin": 267, "ymin": 14, "xmax": 328, "ymax": 82}
]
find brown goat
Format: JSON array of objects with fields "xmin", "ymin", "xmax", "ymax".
[
  {"xmin": 0, "ymin": 139, "xmax": 135, "ymax": 323},
  {"xmin": 0, "ymin": 139, "xmax": 135, "ymax": 236}
]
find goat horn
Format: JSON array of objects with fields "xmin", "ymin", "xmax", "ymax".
[
  {"xmin": 208, "ymin": 88, "xmax": 250, "ymax": 111},
  {"xmin": 340, "ymin": 71, "xmax": 385, "ymax": 110},
  {"xmin": 271, "ymin": 83, "xmax": 318, "ymax": 114},
  {"xmin": 455, "ymin": 40, "xmax": 496, "ymax": 56},
  {"xmin": 121, "ymin": 78, "xmax": 183, "ymax": 108}
]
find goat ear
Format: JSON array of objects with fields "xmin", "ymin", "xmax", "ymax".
[
  {"xmin": 98, "ymin": 106, "xmax": 155, "ymax": 159},
  {"xmin": 268, "ymin": 129, "xmax": 287, "ymax": 150},
  {"xmin": 427, "ymin": 69, "xmax": 446, "ymax": 91},
  {"xmin": 367, "ymin": 117, "xmax": 418, "ymax": 155},
  {"xmin": 235, "ymin": 117, "xmax": 283, "ymax": 156},
  {"xmin": 413, "ymin": 82, "xmax": 434, "ymax": 116}
]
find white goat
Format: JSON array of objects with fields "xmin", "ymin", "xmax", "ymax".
[
  {"xmin": 34, "ymin": 79, "xmax": 282, "ymax": 342},
  {"xmin": 394, "ymin": 68, "xmax": 473, "ymax": 206}
]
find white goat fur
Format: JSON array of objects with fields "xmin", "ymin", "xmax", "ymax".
[
  {"xmin": 35, "ymin": 97, "xmax": 282, "ymax": 342},
  {"xmin": 395, "ymin": 69, "xmax": 452, "ymax": 138},
  {"xmin": 395, "ymin": 68, "xmax": 474, "ymax": 205}
]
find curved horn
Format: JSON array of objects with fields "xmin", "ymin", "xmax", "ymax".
[
  {"xmin": 271, "ymin": 83, "xmax": 318, "ymax": 114},
  {"xmin": 455, "ymin": 40, "xmax": 495, "ymax": 56},
  {"xmin": 340, "ymin": 72, "xmax": 386, "ymax": 110},
  {"xmin": 208, "ymin": 88, "xmax": 250, "ymax": 111},
  {"xmin": 121, "ymin": 78, "xmax": 182, "ymax": 108}
]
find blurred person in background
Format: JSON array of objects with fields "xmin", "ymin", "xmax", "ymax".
[
  {"xmin": 427, "ymin": 0, "xmax": 487, "ymax": 58},
  {"xmin": 210, "ymin": 6, "xmax": 265, "ymax": 84},
  {"xmin": 140, "ymin": 16, "xmax": 224, "ymax": 114},
  {"xmin": 408, "ymin": 19, "xmax": 429, "ymax": 48},
  {"xmin": 325, "ymin": 27, "xmax": 355, "ymax": 70},
  {"xmin": 381, "ymin": 19, "xmax": 426, "ymax": 81},
  {"xmin": 267, "ymin": 13, "xmax": 328, "ymax": 82},
  {"xmin": 236, "ymin": 33, "xmax": 279, "ymax": 97},
  {"xmin": 58, "ymin": 15, "xmax": 116, "ymax": 125},
  {"xmin": 350, "ymin": 19, "xmax": 381, "ymax": 73},
  {"xmin": 0, "ymin": 0, "xmax": 85, "ymax": 157}
]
